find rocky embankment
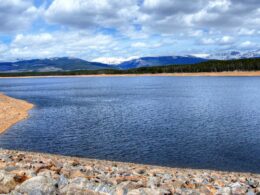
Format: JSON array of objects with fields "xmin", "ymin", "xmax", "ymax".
[
  {"xmin": 0, "ymin": 149, "xmax": 259, "ymax": 195},
  {"xmin": 0, "ymin": 93, "xmax": 33, "ymax": 134}
]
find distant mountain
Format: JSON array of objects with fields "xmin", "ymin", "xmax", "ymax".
[
  {"xmin": 1, "ymin": 52, "xmax": 259, "ymax": 73},
  {"xmin": 117, "ymin": 56, "xmax": 209, "ymax": 69},
  {"xmin": 0, "ymin": 57, "xmax": 112, "ymax": 72},
  {"xmin": 208, "ymin": 50, "xmax": 260, "ymax": 60}
]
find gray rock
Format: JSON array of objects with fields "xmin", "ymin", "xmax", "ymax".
[
  {"xmin": 161, "ymin": 173, "xmax": 173, "ymax": 181},
  {"xmin": 0, "ymin": 170, "xmax": 17, "ymax": 193},
  {"xmin": 15, "ymin": 175, "xmax": 58, "ymax": 195},
  {"xmin": 147, "ymin": 176, "xmax": 160, "ymax": 188},
  {"xmin": 0, "ymin": 154, "xmax": 12, "ymax": 162},
  {"xmin": 247, "ymin": 178, "xmax": 259, "ymax": 188},
  {"xmin": 85, "ymin": 180, "xmax": 116, "ymax": 194},
  {"xmin": 58, "ymin": 174, "xmax": 69, "ymax": 189},
  {"xmin": 5, "ymin": 166, "xmax": 19, "ymax": 172},
  {"xmin": 246, "ymin": 190, "xmax": 256, "ymax": 195},
  {"xmin": 216, "ymin": 187, "xmax": 231, "ymax": 195},
  {"xmin": 128, "ymin": 188, "xmax": 170, "ymax": 195}
]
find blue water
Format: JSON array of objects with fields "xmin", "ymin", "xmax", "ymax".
[{"xmin": 0, "ymin": 76, "xmax": 260, "ymax": 173}]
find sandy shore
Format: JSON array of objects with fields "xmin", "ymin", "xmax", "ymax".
[
  {"xmin": 1, "ymin": 71, "xmax": 260, "ymax": 79},
  {"xmin": 0, "ymin": 93, "xmax": 33, "ymax": 134}
]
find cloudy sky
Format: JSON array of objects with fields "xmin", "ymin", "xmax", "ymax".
[{"xmin": 0, "ymin": 0, "xmax": 259, "ymax": 63}]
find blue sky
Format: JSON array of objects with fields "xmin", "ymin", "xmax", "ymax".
[{"xmin": 0, "ymin": 0, "xmax": 259, "ymax": 63}]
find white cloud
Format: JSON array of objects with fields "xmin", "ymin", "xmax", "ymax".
[
  {"xmin": 45, "ymin": 0, "xmax": 139, "ymax": 30},
  {"xmin": 240, "ymin": 41, "xmax": 257, "ymax": 48},
  {"xmin": 131, "ymin": 42, "xmax": 147, "ymax": 48},
  {"xmin": 199, "ymin": 35, "xmax": 235, "ymax": 46},
  {"xmin": 238, "ymin": 28, "xmax": 256, "ymax": 35},
  {"xmin": 0, "ymin": 31, "xmax": 118, "ymax": 61},
  {"xmin": 0, "ymin": 0, "xmax": 38, "ymax": 32},
  {"xmin": 0, "ymin": 0, "xmax": 260, "ymax": 60},
  {"xmin": 219, "ymin": 36, "xmax": 234, "ymax": 45},
  {"xmin": 200, "ymin": 38, "xmax": 216, "ymax": 45}
]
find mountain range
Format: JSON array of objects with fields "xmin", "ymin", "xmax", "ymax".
[
  {"xmin": 0, "ymin": 50, "xmax": 259, "ymax": 73},
  {"xmin": 0, "ymin": 57, "xmax": 111, "ymax": 72}
]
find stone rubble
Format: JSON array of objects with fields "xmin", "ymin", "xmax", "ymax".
[{"xmin": 0, "ymin": 149, "xmax": 259, "ymax": 195}]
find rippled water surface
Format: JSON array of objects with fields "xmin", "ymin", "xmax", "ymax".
[{"xmin": 0, "ymin": 76, "xmax": 260, "ymax": 172}]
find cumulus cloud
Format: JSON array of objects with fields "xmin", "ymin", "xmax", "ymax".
[
  {"xmin": 44, "ymin": 0, "xmax": 260, "ymax": 37},
  {"xmin": 131, "ymin": 42, "xmax": 147, "ymax": 48},
  {"xmin": 0, "ymin": 31, "xmax": 118, "ymax": 61},
  {"xmin": 240, "ymin": 41, "xmax": 257, "ymax": 49},
  {"xmin": 0, "ymin": 0, "xmax": 38, "ymax": 33},
  {"xmin": 45, "ymin": 0, "xmax": 139, "ymax": 30},
  {"xmin": 0, "ymin": 0, "xmax": 260, "ymax": 60}
]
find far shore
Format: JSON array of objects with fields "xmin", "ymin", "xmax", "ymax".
[
  {"xmin": 1, "ymin": 71, "xmax": 260, "ymax": 79},
  {"xmin": 0, "ymin": 93, "xmax": 34, "ymax": 134}
]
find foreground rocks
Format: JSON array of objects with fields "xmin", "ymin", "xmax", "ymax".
[{"xmin": 0, "ymin": 149, "xmax": 259, "ymax": 194}]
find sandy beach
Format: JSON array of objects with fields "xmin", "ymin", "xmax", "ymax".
[
  {"xmin": 0, "ymin": 93, "xmax": 33, "ymax": 134},
  {"xmin": 1, "ymin": 71, "xmax": 260, "ymax": 79}
]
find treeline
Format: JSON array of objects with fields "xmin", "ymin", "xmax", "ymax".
[
  {"xmin": 0, "ymin": 58, "xmax": 259, "ymax": 77},
  {"xmin": 126, "ymin": 58, "xmax": 260, "ymax": 74}
]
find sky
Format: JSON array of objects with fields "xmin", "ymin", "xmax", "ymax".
[{"xmin": 0, "ymin": 0, "xmax": 259, "ymax": 63}]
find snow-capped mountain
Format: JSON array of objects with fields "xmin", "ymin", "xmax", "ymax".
[
  {"xmin": 117, "ymin": 56, "xmax": 208, "ymax": 69},
  {"xmin": 208, "ymin": 50, "xmax": 260, "ymax": 60},
  {"xmin": 0, "ymin": 50, "xmax": 259, "ymax": 73}
]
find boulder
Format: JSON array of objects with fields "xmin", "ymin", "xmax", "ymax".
[
  {"xmin": 0, "ymin": 170, "xmax": 18, "ymax": 193},
  {"xmin": 15, "ymin": 175, "xmax": 58, "ymax": 194}
]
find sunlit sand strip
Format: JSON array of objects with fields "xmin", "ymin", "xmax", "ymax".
[
  {"xmin": 2, "ymin": 71, "xmax": 260, "ymax": 78},
  {"xmin": 0, "ymin": 93, "xmax": 33, "ymax": 134}
]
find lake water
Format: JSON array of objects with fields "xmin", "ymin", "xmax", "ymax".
[{"xmin": 0, "ymin": 76, "xmax": 260, "ymax": 173}]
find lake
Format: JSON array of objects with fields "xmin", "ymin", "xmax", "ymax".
[{"xmin": 0, "ymin": 76, "xmax": 260, "ymax": 173}]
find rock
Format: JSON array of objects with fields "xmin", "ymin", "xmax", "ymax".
[
  {"xmin": 1, "ymin": 149, "xmax": 260, "ymax": 195},
  {"xmin": 216, "ymin": 187, "xmax": 231, "ymax": 195},
  {"xmin": 15, "ymin": 175, "xmax": 58, "ymax": 194},
  {"xmin": 246, "ymin": 190, "xmax": 255, "ymax": 195},
  {"xmin": 199, "ymin": 185, "xmax": 217, "ymax": 195},
  {"xmin": 10, "ymin": 169, "xmax": 36, "ymax": 180},
  {"xmin": 172, "ymin": 180, "xmax": 184, "ymax": 189},
  {"xmin": 0, "ymin": 170, "xmax": 18, "ymax": 193},
  {"xmin": 230, "ymin": 182, "xmax": 247, "ymax": 194},
  {"xmin": 70, "ymin": 169, "xmax": 87, "ymax": 178},
  {"xmin": 0, "ymin": 154, "xmax": 12, "ymax": 162},
  {"xmin": 133, "ymin": 168, "xmax": 146, "ymax": 175},
  {"xmin": 147, "ymin": 176, "xmax": 160, "ymax": 188},
  {"xmin": 85, "ymin": 180, "xmax": 116, "ymax": 194},
  {"xmin": 116, "ymin": 181, "xmax": 144, "ymax": 194},
  {"xmin": 59, "ymin": 177, "xmax": 89, "ymax": 194},
  {"xmin": 5, "ymin": 166, "xmax": 19, "ymax": 172},
  {"xmin": 71, "ymin": 159, "xmax": 80, "ymax": 167},
  {"xmin": 214, "ymin": 180, "xmax": 225, "ymax": 187},
  {"xmin": 58, "ymin": 174, "xmax": 69, "ymax": 189},
  {"xmin": 128, "ymin": 188, "xmax": 170, "ymax": 195},
  {"xmin": 60, "ymin": 177, "xmax": 116, "ymax": 194},
  {"xmin": 247, "ymin": 178, "xmax": 259, "ymax": 188}
]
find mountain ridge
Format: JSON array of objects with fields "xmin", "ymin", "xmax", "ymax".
[{"xmin": 0, "ymin": 50, "xmax": 259, "ymax": 73}]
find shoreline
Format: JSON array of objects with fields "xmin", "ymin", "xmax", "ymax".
[
  {"xmin": 0, "ymin": 149, "xmax": 259, "ymax": 194},
  {"xmin": 0, "ymin": 93, "xmax": 34, "ymax": 134},
  {"xmin": 1, "ymin": 71, "xmax": 260, "ymax": 79}
]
